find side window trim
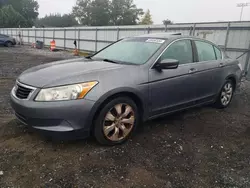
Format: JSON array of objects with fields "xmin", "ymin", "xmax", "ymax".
[
  {"xmin": 151, "ymin": 38, "xmax": 194, "ymax": 69},
  {"xmin": 213, "ymin": 45, "xmax": 223, "ymax": 60},
  {"xmin": 213, "ymin": 46, "xmax": 218, "ymax": 60},
  {"xmin": 191, "ymin": 40, "xmax": 199, "ymax": 62}
]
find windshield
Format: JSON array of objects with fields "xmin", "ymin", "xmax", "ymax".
[{"xmin": 92, "ymin": 38, "xmax": 165, "ymax": 65}]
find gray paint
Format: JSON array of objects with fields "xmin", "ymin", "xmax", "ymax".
[{"xmin": 10, "ymin": 34, "xmax": 242, "ymax": 137}]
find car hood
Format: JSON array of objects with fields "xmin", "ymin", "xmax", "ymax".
[{"xmin": 18, "ymin": 58, "xmax": 125, "ymax": 88}]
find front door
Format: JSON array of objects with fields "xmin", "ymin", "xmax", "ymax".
[{"xmin": 149, "ymin": 39, "xmax": 196, "ymax": 117}]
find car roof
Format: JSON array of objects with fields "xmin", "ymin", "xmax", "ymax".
[
  {"xmin": 134, "ymin": 32, "xmax": 184, "ymax": 39},
  {"xmin": 132, "ymin": 32, "xmax": 219, "ymax": 46}
]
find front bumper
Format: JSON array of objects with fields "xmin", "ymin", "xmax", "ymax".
[{"xmin": 10, "ymin": 93, "xmax": 96, "ymax": 139}]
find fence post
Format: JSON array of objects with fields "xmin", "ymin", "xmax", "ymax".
[
  {"xmin": 164, "ymin": 24, "xmax": 167, "ymax": 32},
  {"xmin": 78, "ymin": 29, "xmax": 80, "ymax": 50},
  {"xmin": 117, "ymin": 27, "xmax": 120, "ymax": 40},
  {"xmin": 53, "ymin": 29, "xmax": 55, "ymax": 40},
  {"xmin": 224, "ymin": 22, "xmax": 231, "ymax": 52},
  {"xmin": 95, "ymin": 28, "xmax": 98, "ymax": 52},
  {"xmin": 43, "ymin": 28, "xmax": 45, "ymax": 44},
  {"xmin": 192, "ymin": 23, "xmax": 196, "ymax": 36},
  {"xmin": 35, "ymin": 28, "xmax": 36, "ymax": 42},
  {"xmin": 244, "ymin": 42, "xmax": 250, "ymax": 75},
  {"xmin": 147, "ymin": 26, "xmax": 150, "ymax": 34},
  {"xmin": 21, "ymin": 29, "xmax": 23, "ymax": 45},
  {"xmin": 189, "ymin": 26, "xmax": 192, "ymax": 35},
  {"xmin": 63, "ymin": 29, "xmax": 66, "ymax": 50},
  {"xmin": 28, "ymin": 29, "xmax": 30, "ymax": 44}
]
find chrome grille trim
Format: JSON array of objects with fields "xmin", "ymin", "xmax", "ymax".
[{"xmin": 12, "ymin": 81, "xmax": 37, "ymax": 100}]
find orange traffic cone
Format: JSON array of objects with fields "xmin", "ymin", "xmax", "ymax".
[
  {"xmin": 32, "ymin": 42, "xmax": 36, "ymax": 48},
  {"xmin": 50, "ymin": 40, "xmax": 56, "ymax": 51},
  {"xmin": 74, "ymin": 48, "xmax": 79, "ymax": 56}
]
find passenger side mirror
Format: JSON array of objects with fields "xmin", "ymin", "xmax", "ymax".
[{"xmin": 156, "ymin": 59, "xmax": 179, "ymax": 70}]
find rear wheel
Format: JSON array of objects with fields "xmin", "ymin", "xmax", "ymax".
[
  {"xmin": 94, "ymin": 97, "xmax": 139, "ymax": 145},
  {"xmin": 5, "ymin": 41, "xmax": 13, "ymax": 47},
  {"xmin": 215, "ymin": 80, "xmax": 234, "ymax": 108}
]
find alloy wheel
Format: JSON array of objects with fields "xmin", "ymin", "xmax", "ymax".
[
  {"xmin": 221, "ymin": 82, "xmax": 233, "ymax": 106},
  {"xmin": 103, "ymin": 103, "xmax": 135, "ymax": 141}
]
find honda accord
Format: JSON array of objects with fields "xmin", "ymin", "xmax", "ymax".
[{"xmin": 10, "ymin": 33, "xmax": 243, "ymax": 145}]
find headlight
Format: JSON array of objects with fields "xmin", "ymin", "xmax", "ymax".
[{"xmin": 35, "ymin": 81, "xmax": 98, "ymax": 101}]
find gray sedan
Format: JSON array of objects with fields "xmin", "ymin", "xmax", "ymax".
[{"xmin": 10, "ymin": 33, "xmax": 243, "ymax": 145}]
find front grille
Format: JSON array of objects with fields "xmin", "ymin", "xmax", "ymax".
[{"xmin": 15, "ymin": 84, "xmax": 33, "ymax": 99}]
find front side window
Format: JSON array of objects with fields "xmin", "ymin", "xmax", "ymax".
[
  {"xmin": 92, "ymin": 38, "xmax": 164, "ymax": 65},
  {"xmin": 214, "ymin": 46, "xmax": 222, "ymax": 60},
  {"xmin": 195, "ymin": 41, "xmax": 216, "ymax": 61},
  {"xmin": 160, "ymin": 40, "xmax": 193, "ymax": 64}
]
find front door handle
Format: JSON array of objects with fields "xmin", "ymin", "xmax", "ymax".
[
  {"xmin": 219, "ymin": 63, "xmax": 224, "ymax": 67},
  {"xmin": 189, "ymin": 68, "xmax": 197, "ymax": 74}
]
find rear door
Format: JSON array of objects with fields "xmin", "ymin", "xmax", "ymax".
[
  {"xmin": 188, "ymin": 40, "xmax": 223, "ymax": 103},
  {"xmin": 149, "ymin": 39, "xmax": 197, "ymax": 116}
]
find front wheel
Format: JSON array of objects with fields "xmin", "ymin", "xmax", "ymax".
[
  {"xmin": 94, "ymin": 97, "xmax": 139, "ymax": 145},
  {"xmin": 215, "ymin": 80, "xmax": 234, "ymax": 109}
]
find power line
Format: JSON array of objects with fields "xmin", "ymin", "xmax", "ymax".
[{"xmin": 236, "ymin": 2, "xmax": 250, "ymax": 21}]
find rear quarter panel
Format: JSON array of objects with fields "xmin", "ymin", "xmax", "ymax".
[{"xmin": 220, "ymin": 58, "xmax": 242, "ymax": 91}]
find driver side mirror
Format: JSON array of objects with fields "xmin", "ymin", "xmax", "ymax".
[{"xmin": 155, "ymin": 59, "xmax": 179, "ymax": 70}]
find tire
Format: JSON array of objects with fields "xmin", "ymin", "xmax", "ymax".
[
  {"xmin": 5, "ymin": 41, "xmax": 13, "ymax": 47},
  {"xmin": 214, "ymin": 79, "xmax": 235, "ymax": 109},
  {"xmin": 94, "ymin": 97, "xmax": 139, "ymax": 145}
]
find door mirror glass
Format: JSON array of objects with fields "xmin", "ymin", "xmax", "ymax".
[{"xmin": 157, "ymin": 59, "xmax": 179, "ymax": 69}]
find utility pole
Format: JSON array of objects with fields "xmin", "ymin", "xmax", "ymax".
[{"xmin": 237, "ymin": 3, "xmax": 250, "ymax": 21}]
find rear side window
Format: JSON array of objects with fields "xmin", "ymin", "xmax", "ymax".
[
  {"xmin": 160, "ymin": 40, "xmax": 193, "ymax": 64},
  {"xmin": 195, "ymin": 41, "xmax": 216, "ymax": 61},
  {"xmin": 214, "ymin": 46, "xmax": 222, "ymax": 60}
]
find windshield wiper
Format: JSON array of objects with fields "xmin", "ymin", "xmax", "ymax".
[
  {"xmin": 85, "ymin": 56, "xmax": 92, "ymax": 59},
  {"xmin": 102, "ymin": 59, "xmax": 121, "ymax": 64}
]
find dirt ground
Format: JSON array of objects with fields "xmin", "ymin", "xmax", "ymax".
[{"xmin": 0, "ymin": 46, "xmax": 250, "ymax": 188}]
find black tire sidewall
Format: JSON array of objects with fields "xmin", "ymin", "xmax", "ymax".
[
  {"xmin": 94, "ymin": 97, "xmax": 139, "ymax": 145},
  {"xmin": 215, "ymin": 80, "xmax": 234, "ymax": 108},
  {"xmin": 6, "ymin": 42, "xmax": 13, "ymax": 47}
]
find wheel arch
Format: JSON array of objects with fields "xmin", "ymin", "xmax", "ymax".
[
  {"xmin": 225, "ymin": 74, "xmax": 237, "ymax": 90},
  {"xmin": 4, "ymin": 40, "xmax": 13, "ymax": 46},
  {"xmin": 87, "ymin": 87, "xmax": 148, "ymax": 132}
]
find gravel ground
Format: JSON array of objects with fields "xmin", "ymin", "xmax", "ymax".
[{"xmin": 0, "ymin": 46, "xmax": 250, "ymax": 188}]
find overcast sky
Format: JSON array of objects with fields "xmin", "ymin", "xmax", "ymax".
[{"xmin": 37, "ymin": 0, "xmax": 250, "ymax": 24}]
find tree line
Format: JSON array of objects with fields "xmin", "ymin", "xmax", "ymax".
[
  {"xmin": 0, "ymin": 0, "xmax": 171, "ymax": 28},
  {"xmin": 0, "ymin": 0, "xmax": 39, "ymax": 27},
  {"xmin": 37, "ymin": 0, "xmax": 154, "ymax": 27}
]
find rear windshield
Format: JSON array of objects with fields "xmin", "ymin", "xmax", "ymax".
[{"xmin": 92, "ymin": 38, "xmax": 165, "ymax": 65}]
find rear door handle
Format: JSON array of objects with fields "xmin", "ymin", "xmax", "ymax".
[{"xmin": 189, "ymin": 68, "xmax": 197, "ymax": 74}]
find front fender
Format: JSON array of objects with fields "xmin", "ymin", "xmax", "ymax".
[{"xmin": 85, "ymin": 87, "xmax": 149, "ymax": 130}]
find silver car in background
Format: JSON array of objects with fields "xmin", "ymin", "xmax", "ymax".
[
  {"xmin": 10, "ymin": 33, "xmax": 243, "ymax": 145},
  {"xmin": 0, "ymin": 34, "xmax": 16, "ymax": 47}
]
